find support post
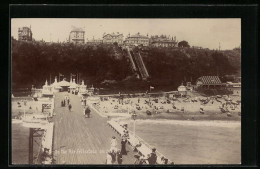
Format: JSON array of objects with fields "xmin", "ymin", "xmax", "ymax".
[
  {"xmin": 133, "ymin": 119, "xmax": 136, "ymax": 145},
  {"xmin": 29, "ymin": 128, "xmax": 34, "ymax": 164}
]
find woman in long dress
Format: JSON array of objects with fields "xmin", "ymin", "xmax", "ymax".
[
  {"xmin": 121, "ymin": 137, "xmax": 127, "ymax": 155},
  {"xmin": 110, "ymin": 136, "xmax": 117, "ymax": 152}
]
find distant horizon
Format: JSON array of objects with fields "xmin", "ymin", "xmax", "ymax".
[{"xmin": 11, "ymin": 18, "xmax": 241, "ymax": 50}]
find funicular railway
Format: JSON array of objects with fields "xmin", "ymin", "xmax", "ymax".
[{"xmin": 126, "ymin": 46, "xmax": 149, "ymax": 80}]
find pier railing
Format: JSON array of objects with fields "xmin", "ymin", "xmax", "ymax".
[{"xmin": 107, "ymin": 119, "xmax": 173, "ymax": 164}]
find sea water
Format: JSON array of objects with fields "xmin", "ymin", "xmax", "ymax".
[{"xmin": 12, "ymin": 123, "xmax": 29, "ymax": 164}]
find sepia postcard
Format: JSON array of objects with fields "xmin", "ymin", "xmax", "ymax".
[{"xmin": 11, "ymin": 17, "xmax": 241, "ymax": 165}]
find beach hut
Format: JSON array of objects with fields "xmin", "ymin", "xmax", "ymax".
[
  {"xmin": 195, "ymin": 76, "xmax": 223, "ymax": 89},
  {"xmin": 177, "ymin": 83, "xmax": 187, "ymax": 97}
]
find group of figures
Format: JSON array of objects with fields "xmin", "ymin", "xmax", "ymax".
[
  {"xmin": 61, "ymin": 95, "xmax": 72, "ymax": 111},
  {"xmin": 106, "ymin": 136, "xmax": 128, "ymax": 164}
]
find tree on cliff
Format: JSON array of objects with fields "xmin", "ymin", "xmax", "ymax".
[{"xmin": 178, "ymin": 41, "xmax": 190, "ymax": 48}]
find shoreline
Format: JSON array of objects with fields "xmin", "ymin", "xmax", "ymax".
[{"xmin": 120, "ymin": 118, "xmax": 241, "ymax": 128}]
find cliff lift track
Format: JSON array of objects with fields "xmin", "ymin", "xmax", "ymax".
[{"xmin": 126, "ymin": 47, "xmax": 149, "ymax": 80}]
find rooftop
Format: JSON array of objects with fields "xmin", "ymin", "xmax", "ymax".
[
  {"xmin": 128, "ymin": 33, "xmax": 149, "ymax": 39},
  {"xmin": 197, "ymin": 76, "xmax": 222, "ymax": 85},
  {"xmin": 71, "ymin": 27, "xmax": 84, "ymax": 32},
  {"xmin": 103, "ymin": 32, "xmax": 123, "ymax": 38}
]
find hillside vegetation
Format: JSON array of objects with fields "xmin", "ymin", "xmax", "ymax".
[
  {"xmin": 141, "ymin": 47, "xmax": 240, "ymax": 88},
  {"xmin": 11, "ymin": 40, "xmax": 132, "ymax": 88},
  {"xmin": 11, "ymin": 40, "xmax": 241, "ymax": 90}
]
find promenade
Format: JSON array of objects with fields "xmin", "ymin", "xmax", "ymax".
[{"xmin": 52, "ymin": 92, "xmax": 135, "ymax": 164}]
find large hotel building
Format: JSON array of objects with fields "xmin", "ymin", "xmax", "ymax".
[
  {"xmin": 69, "ymin": 27, "xmax": 85, "ymax": 44},
  {"xmin": 102, "ymin": 32, "xmax": 124, "ymax": 45},
  {"xmin": 124, "ymin": 32, "xmax": 149, "ymax": 46},
  {"xmin": 18, "ymin": 26, "xmax": 33, "ymax": 41}
]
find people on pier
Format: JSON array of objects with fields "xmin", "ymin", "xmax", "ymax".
[
  {"xmin": 106, "ymin": 151, "xmax": 112, "ymax": 164},
  {"xmin": 160, "ymin": 156, "xmax": 168, "ymax": 164},
  {"xmin": 68, "ymin": 104, "xmax": 72, "ymax": 111},
  {"xmin": 121, "ymin": 137, "xmax": 128, "ymax": 155},
  {"xmin": 81, "ymin": 100, "xmax": 84, "ymax": 106},
  {"xmin": 110, "ymin": 136, "xmax": 117, "ymax": 152},
  {"xmin": 134, "ymin": 154, "xmax": 143, "ymax": 164},
  {"xmin": 117, "ymin": 149, "xmax": 123, "ymax": 164},
  {"xmin": 111, "ymin": 149, "xmax": 117, "ymax": 164},
  {"xmin": 40, "ymin": 148, "xmax": 52, "ymax": 164},
  {"xmin": 147, "ymin": 147, "xmax": 157, "ymax": 164},
  {"xmin": 85, "ymin": 106, "xmax": 91, "ymax": 118}
]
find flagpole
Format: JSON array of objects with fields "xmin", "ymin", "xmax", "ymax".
[{"xmin": 79, "ymin": 73, "xmax": 80, "ymax": 84}]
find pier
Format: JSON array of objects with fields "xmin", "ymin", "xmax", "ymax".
[{"xmin": 52, "ymin": 92, "xmax": 136, "ymax": 164}]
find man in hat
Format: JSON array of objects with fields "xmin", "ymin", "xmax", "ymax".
[{"xmin": 147, "ymin": 147, "xmax": 157, "ymax": 165}]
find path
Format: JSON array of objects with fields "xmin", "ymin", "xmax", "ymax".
[{"xmin": 52, "ymin": 92, "xmax": 135, "ymax": 164}]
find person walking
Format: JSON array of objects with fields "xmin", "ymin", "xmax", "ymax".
[
  {"xmin": 121, "ymin": 137, "xmax": 127, "ymax": 155},
  {"xmin": 85, "ymin": 106, "xmax": 90, "ymax": 118},
  {"xmin": 68, "ymin": 104, "xmax": 72, "ymax": 112}
]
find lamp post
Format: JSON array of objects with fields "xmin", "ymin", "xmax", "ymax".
[{"xmin": 132, "ymin": 111, "xmax": 137, "ymax": 145}]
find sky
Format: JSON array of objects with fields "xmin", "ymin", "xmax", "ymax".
[{"xmin": 11, "ymin": 18, "xmax": 241, "ymax": 50}]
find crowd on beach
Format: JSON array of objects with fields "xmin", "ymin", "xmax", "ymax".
[{"xmin": 92, "ymin": 93, "xmax": 241, "ymax": 118}]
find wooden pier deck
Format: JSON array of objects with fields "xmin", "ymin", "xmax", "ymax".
[{"xmin": 52, "ymin": 92, "xmax": 136, "ymax": 164}]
